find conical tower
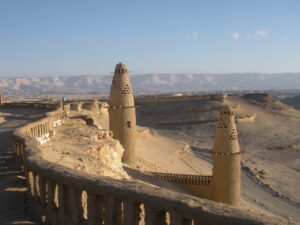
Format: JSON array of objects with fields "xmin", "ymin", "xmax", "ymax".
[
  {"xmin": 212, "ymin": 105, "xmax": 241, "ymax": 206},
  {"xmin": 0, "ymin": 92, "xmax": 3, "ymax": 106},
  {"xmin": 109, "ymin": 63, "xmax": 137, "ymax": 166}
]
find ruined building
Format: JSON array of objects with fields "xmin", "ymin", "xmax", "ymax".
[{"xmin": 109, "ymin": 63, "xmax": 137, "ymax": 166}]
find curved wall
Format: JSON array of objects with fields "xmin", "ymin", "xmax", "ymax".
[{"xmin": 10, "ymin": 102, "xmax": 268, "ymax": 225}]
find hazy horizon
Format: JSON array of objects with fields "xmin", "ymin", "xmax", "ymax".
[
  {"xmin": 1, "ymin": 71, "xmax": 300, "ymax": 78},
  {"xmin": 1, "ymin": 73, "xmax": 300, "ymax": 96}
]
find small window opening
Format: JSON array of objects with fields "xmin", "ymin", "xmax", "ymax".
[{"xmin": 127, "ymin": 121, "xmax": 131, "ymax": 128}]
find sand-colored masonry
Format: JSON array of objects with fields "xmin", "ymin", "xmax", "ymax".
[
  {"xmin": 0, "ymin": 93, "xmax": 4, "ymax": 106},
  {"xmin": 153, "ymin": 105, "xmax": 241, "ymax": 206},
  {"xmin": 109, "ymin": 63, "xmax": 137, "ymax": 166},
  {"xmin": 212, "ymin": 105, "xmax": 241, "ymax": 206},
  {"xmin": 107, "ymin": 63, "xmax": 241, "ymax": 206},
  {"xmin": 9, "ymin": 102, "xmax": 260, "ymax": 224}
]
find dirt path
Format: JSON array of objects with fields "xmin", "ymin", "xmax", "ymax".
[{"xmin": 0, "ymin": 108, "xmax": 48, "ymax": 225}]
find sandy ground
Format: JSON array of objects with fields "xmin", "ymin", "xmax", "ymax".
[
  {"xmin": 136, "ymin": 95, "xmax": 300, "ymax": 223},
  {"xmin": 1, "ymin": 94, "xmax": 299, "ymax": 224},
  {"xmin": 39, "ymin": 118, "xmax": 194, "ymax": 194},
  {"xmin": 38, "ymin": 105, "xmax": 298, "ymax": 224},
  {"xmin": 0, "ymin": 108, "xmax": 48, "ymax": 225},
  {"xmin": 230, "ymin": 96, "xmax": 300, "ymax": 203},
  {"xmin": 135, "ymin": 129, "xmax": 212, "ymax": 175}
]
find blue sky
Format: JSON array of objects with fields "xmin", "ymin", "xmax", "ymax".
[{"xmin": 0, "ymin": 0, "xmax": 299, "ymax": 76}]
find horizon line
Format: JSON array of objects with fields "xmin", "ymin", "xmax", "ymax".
[{"xmin": 1, "ymin": 71, "xmax": 300, "ymax": 78}]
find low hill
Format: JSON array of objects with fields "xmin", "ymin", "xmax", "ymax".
[{"xmin": 1, "ymin": 73, "xmax": 300, "ymax": 96}]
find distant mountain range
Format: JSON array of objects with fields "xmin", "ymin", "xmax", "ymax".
[{"xmin": 0, "ymin": 73, "xmax": 300, "ymax": 96}]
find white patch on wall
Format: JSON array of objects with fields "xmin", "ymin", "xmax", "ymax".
[
  {"xmin": 36, "ymin": 133, "xmax": 50, "ymax": 145},
  {"xmin": 53, "ymin": 119, "xmax": 64, "ymax": 128}
]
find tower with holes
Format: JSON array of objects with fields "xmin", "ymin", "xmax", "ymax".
[
  {"xmin": 109, "ymin": 63, "xmax": 137, "ymax": 166},
  {"xmin": 0, "ymin": 92, "xmax": 3, "ymax": 106},
  {"xmin": 212, "ymin": 105, "xmax": 241, "ymax": 206}
]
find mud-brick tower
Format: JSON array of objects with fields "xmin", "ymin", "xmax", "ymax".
[
  {"xmin": 0, "ymin": 93, "xmax": 3, "ymax": 106},
  {"xmin": 109, "ymin": 63, "xmax": 137, "ymax": 166},
  {"xmin": 212, "ymin": 105, "xmax": 241, "ymax": 206}
]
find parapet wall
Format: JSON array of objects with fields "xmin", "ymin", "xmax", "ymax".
[
  {"xmin": 152, "ymin": 173, "xmax": 213, "ymax": 199},
  {"xmin": 11, "ymin": 106, "xmax": 269, "ymax": 225},
  {"xmin": 153, "ymin": 173, "xmax": 212, "ymax": 186}
]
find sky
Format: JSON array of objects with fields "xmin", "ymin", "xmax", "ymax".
[{"xmin": 0, "ymin": 0, "xmax": 299, "ymax": 76}]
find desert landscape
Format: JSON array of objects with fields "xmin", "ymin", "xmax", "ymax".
[
  {"xmin": 1, "ymin": 1, "xmax": 300, "ymax": 224},
  {"xmin": 136, "ymin": 93, "xmax": 300, "ymax": 221},
  {"xmin": 1, "ymin": 78, "xmax": 300, "ymax": 224}
]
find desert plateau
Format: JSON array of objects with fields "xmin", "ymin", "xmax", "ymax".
[{"xmin": 1, "ymin": 1, "xmax": 300, "ymax": 224}]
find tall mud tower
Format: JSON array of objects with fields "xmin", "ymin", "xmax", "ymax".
[
  {"xmin": 212, "ymin": 105, "xmax": 241, "ymax": 206},
  {"xmin": 0, "ymin": 93, "xmax": 3, "ymax": 106},
  {"xmin": 109, "ymin": 63, "xmax": 137, "ymax": 166}
]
